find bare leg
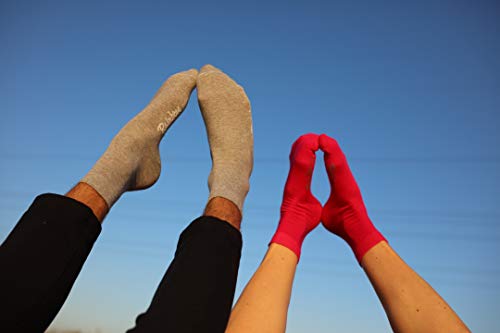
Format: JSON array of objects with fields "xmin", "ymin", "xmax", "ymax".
[
  {"xmin": 66, "ymin": 182, "xmax": 109, "ymax": 222},
  {"xmin": 204, "ymin": 196, "xmax": 241, "ymax": 230},
  {"xmin": 319, "ymin": 134, "xmax": 471, "ymax": 333},
  {"xmin": 226, "ymin": 134, "xmax": 321, "ymax": 333},
  {"xmin": 362, "ymin": 241, "xmax": 470, "ymax": 333},
  {"xmin": 226, "ymin": 244, "xmax": 298, "ymax": 333}
]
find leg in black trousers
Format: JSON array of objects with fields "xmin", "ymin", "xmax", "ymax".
[
  {"xmin": 127, "ymin": 216, "xmax": 242, "ymax": 333},
  {"xmin": 0, "ymin": 194, "xmax": 101, "ymax": 332},
  {"xmin": 0, "ymin": 194, "xmax": 242, "ymax": 333}
]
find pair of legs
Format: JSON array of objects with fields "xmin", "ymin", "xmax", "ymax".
[
  {"xmin": 225, "ymin": 134, "xmax": 471, "ymax": 333},
  {"xmin": 0, "ymin": 65, "xmax": 253, "ymax": 332},
  {"xmin": 226, "ymin": 244, "xmax": 468, "ymax": 333}
]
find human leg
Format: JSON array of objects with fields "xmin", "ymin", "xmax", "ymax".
[
  {"xmin": 225, "ymin": 134, "xmax": 322, "ymax": 333},
  {"xmin": 126, "ymin": 201, "xmax": 243, "ymax": 333},
  {"xmin": 362, "ymin": 241, "xmax": 470, "ymax": 333},
  {"xmin": 81, "ymin": 69, "xmax": 198, "ymax": 209},
  {"xmin": 0, "ymin": 69, "xmax": 197, "ymax": 332},
  {"xmin": 319, "ymin": 134, "xmax": 470, "ymax": 333},
  {"xmin": 197, "ymin": 64, "xmax": 253, "ymax": 212},
  {"xmin": 128, "ymin": 65, "xmax": 253, "ymax": 333},
  {"xmin": 0, "ymin": 193, "xmax": 101, "ymax": 332},
  {"xmin": 66, "ymin": 182, "xmax": 109, "ymax": 222},
  {"xmin": 226, "ymin": 244, "xmax": 298, "ymax": 333}
]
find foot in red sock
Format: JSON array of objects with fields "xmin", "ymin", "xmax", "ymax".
[
  {"xmin": 270, "ymin": 134, "xmax": 322, "ymax": 260},
  {"xmin": 319, "ymin": 134, "xmax": 386, "ymax": 263}
]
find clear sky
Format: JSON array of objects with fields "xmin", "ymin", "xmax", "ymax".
[{"xmin": 1, "ymin": 0, "xmax": 499, "ymax": 332}]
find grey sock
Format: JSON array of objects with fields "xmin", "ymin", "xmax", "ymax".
[
  {"xmin": 82, "ymin": 69, "xmax": 197, "ymax": 207},
  {"xmin": 197, "ymin": 64, "xmax": 254, "ymax": 212}
]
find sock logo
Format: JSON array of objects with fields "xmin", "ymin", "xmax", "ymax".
[
  {"xmin": 157, "ymin": 122, "xmax": 167, "ymax": 134},
  {"xmin": 157, "ymin": 106, "xmax": 183, "ymax": 134}
]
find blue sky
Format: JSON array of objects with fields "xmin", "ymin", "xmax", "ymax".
[{"xmin": 1, "ymin": 0, "xmax": 499, "ymax": 332}]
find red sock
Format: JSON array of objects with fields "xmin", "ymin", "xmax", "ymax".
[
  {"xmin": 319, "ymin": 134, "xmax": 386, "ymax": 263},
  {"xmin": 270, "ymin": 134, "xmax": 322, "ymax": 260}
]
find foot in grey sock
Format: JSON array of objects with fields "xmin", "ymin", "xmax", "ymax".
[
  {"xmin": 82, "ymin": 69, "xmax": 198, "ymax": 208},
  {"xmin": 197, "ymin": 64, "xmax": 254, "ymax": 212}
]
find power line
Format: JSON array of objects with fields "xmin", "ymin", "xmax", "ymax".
[
  {"xmin": 1, "ymin": 201, "xmax": 499, "ymax": 240},
  {"xmin": 1, "ymin": 189, "xmax": 499, "ymax": 220},
  {"xmin": 2, "ymin": 152, "xmax": 500, "ymax": 164},
  {"xmin": 0, "ymin": 203, "xmax": 498, "ymax": 235},
  {"xmin": 94, "ymin": 243, "xmax": 500, "ymax": 290}
]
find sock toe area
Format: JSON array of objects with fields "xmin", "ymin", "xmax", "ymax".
[
  {"xmin": 183, "ymin": 68, "xmax": 198, "ymax": 78},
  {"xmin": 200, "ymin": 64, "xmax": 220, "ymax": 73},
  {"xmin": 198, "ymin": 64, "xmax": 226, "ymax": 80},
  {"xmin": 169, "ymin": 69, "xmax": 198, "ymax": 85}
]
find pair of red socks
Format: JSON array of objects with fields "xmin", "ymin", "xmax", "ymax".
[{"xmin": 270, "ymin": 134, "xmax": 386, "ymax": 262}]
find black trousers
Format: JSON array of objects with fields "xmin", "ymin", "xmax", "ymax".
[{"xmin": 0, "ymin": 194, "xmax": 242, "ymax": 333}]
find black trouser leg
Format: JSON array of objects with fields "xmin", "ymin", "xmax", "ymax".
[
  {"xmin": 127, "ymin": 216, "xmax": 242, "ymax": 333},
  {"xmin": 0, "ymin": 194, "xmax": 101, "ymax": 332}
]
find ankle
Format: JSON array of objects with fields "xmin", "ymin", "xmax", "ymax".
[
  {"xmin": 345, "ymin": 221, "xmax": 386, "ymax": 263},
  {"xmin": 203, "ymin": 197, "xmax": 242, "ymax": 230},
  {"xmin": 66, "ymin": 182, "xmax": 109, "ymax": 222},
  {"xmin": 208, "ymin": 165, "xmax": 251, "ymax": 213}
]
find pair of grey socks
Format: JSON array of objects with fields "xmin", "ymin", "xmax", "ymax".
[{"xmin": 81, "ymin": 65, "xmax": 253, "ymax": 212}]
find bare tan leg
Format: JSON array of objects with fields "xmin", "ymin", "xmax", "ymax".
[
  {"xmin": 204, "ymin": 196, "xmax": 242, "ymax": 231},
  {"xmin": 225, "ymin": 243, "xmax": 298, "ymax": 333},
  {"xmin": 66, "ymin": 182, "xmax": 109, "ymax": 223},
  {"xmin": 361, "ymin": 241, "xmax": 470, "ymax": 333}
]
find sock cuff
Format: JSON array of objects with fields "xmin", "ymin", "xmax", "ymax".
[
  {"xmin": 208, "ymin": 184, "xmax": 249, "ymax": 213},
  {"xmin": 270, "ymin": 231, "xmax": 302, "ymax": 261},
  {"xmin": 80, "ymin": 175, "xmax": 122, "ymax": 209},
  {"xmin": 350, "ymin": 229, "xmax": 387, "ymax": 264},
  {"xmin": 80, "ymin": 160, "xmax": 128, "ymax": 209}
]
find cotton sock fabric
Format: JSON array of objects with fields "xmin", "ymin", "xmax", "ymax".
[
  {"xmin": 319, "ymin": 134, "xmax": 386, "ymax": 263},
  {"xmin": 270, "ymin": 134, "xmax": 322, "ymax": 260},
  {"xmin": 82, "ymin": 69, "xmax": 197, "ymax": 208},
  {"xmin": 197, "ymin": 65, "xmax": 253, "ymax": 213}
]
